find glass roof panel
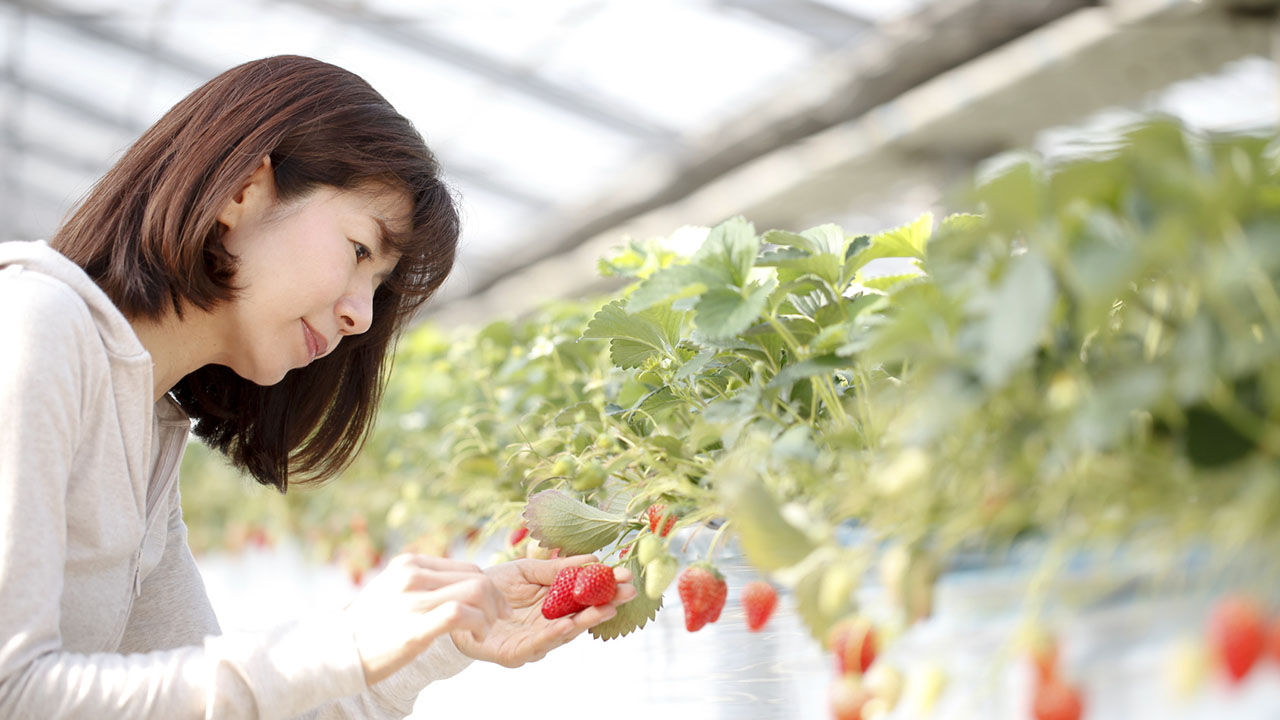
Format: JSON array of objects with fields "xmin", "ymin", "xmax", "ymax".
[{"xmin": 537, "ymin": 1, "xmax": 815, "ymax": 131}]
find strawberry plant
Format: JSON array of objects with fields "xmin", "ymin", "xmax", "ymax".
[{"xmin": 177, "ymin": 119, "xmax": 1280, "ymax": 711}]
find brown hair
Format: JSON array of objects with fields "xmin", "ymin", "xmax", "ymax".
[{"xmin": 52, "ymin": 55, "xmax": 459, "ymax": 491}]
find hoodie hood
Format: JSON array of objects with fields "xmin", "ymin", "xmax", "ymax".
[{"xmin": 0, "ymin": 239, "xmax": 149, "ymax": 362}]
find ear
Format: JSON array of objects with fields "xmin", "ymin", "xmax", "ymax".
[{"xmin": 216, "ymin": 155, "xmax": 276, "ymax": 231}]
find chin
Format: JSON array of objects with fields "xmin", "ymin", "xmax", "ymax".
[{"xmin": 232, "ymin": 362, "xmax": 293, "ymax": 387}]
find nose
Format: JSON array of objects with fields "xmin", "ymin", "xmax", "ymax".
[{"xmin": 336, "ymin": 283, "xmax": 374, "ymax": 336}]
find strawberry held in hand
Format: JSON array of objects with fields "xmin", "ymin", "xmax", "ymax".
[
  {"xmin": 571, "ymin": 563, "xmax": 618, "ymax": 606},
  {"xmin": 741, "ymin": 580, "xmax": 777, "ymax": 632},
  {"xmin": 541, "ymin": 566, "xmax": 587, "ymax": 619},
  {"xmin": 678, "ymin": 563, "xmax": 727, "ymax": 632}
]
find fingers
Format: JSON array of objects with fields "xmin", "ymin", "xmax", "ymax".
[
  {"xmin": 418, "ymin": 599, "xmax": 494, "ymax": 640},
  {"xmin": 419, "ymin": 575, "xmax": 511, "ymax": 622},
  {"xmin": 520, "ymin": 554, "xmax": 599, "ymax": 585},
  {"xmin": 393, "ymin": 553, "xmax": 484, "ymax": 574}
]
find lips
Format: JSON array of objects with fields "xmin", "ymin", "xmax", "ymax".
[{"xmin": 301, "ymin": 320, "xmax": 328, "ymax": 362}]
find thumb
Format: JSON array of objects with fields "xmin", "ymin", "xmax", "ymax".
[{"xmin": 527, "ymin": 554, "xmax": 598, "ymax": 585}]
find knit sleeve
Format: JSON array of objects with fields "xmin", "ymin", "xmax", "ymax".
[{"xmin": 0, "ymin": 268, "xmax": 363, "ymax": 718}]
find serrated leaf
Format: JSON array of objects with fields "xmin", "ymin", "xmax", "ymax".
[
  {"xmin": 695, "ymin": 279, "xmax": 775, "ymax": 340},
  {"xmin": 583, "ymin": 301, "xmax": 685, "ymax": 370},
  {"xmin": 634, "ymin": 385, "xmax": 682, "ymax": 417},
  {"xmin": 764, "ymin": 224, "xmax": 847, "ymax": 256},
  {"xmin": 692, "ymin": 216, "xmax": 758, "ymax": 287},
  {"xmin": 590, "ymin": 553, "xmax": 664, "ymax": 640},
  {"xmin": 628, "ymin": 264, "xmax": 724, "ymax": 311},
  {"xmin": 846, "ymin": 212, "xmax": 933, "ymax": 277},
  {"xmin": 936, "ymin": 212, "xmax": 984, "ymax": 238},
  {"xmin": 522, "ymin": 490, "xmax": 629, "ymax": 555},
  {"xmin": 759, "ymin": 248, "xmax": 843, "ymax": 288},
  {"xmin": 674, "ymin": 347, "xmax": 717, "ymax": 381},
  {"xmin": 859, "ymin": 271, "xmax": 925, "ymax": 293}
]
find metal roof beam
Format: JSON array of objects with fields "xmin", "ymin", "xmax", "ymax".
[
  {"xmin": 715, "ymin": 0, "xmax": 875, "ymax": 50},
  {"xmin": 280, "ymin": 0, "xmax": 680, "ymax": 146}
]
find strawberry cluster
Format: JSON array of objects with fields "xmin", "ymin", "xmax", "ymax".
[{"xmin": 541, "ymin": 564, "xmax": 618, "ymax": 619}]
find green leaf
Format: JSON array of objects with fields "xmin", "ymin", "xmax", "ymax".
[
  {"xmin": 759, "ymin": 248, "xmax": 843, "ymax": 288},
  {"xmin": 583, "ymin": 300, "xmax": 683, "ymax": 369},
  {"xmin": 590, "ymin": 553, "xmax": 664, "ymax": 641},
  {"xmin": 692, "ymin": 216, "xmax": 758, "ymax": 287},
  {"xmin": 766, "ymin": 354, "xmax": 847, "ymax": 390},
  {"xmin": 674, "ymin": 347, "xmax": 717, "ymax": 381},
  {"xmin": 846, "ymin": 212, "xmax": 933, "ymax": 277},
  {"xmin": 860, "ymin": 272, "xmax": 925, "ymax": 293},
  {"xmin": 980, "ymin": 248, "xmax": 1056, "ymax": 387},
  {"xmin": 695, "ymin": 280, "xmax": 775, "ymax": 340},
  {"xmin": 522, "ymin": 490, "xmax": 629, "ymax": 555},
  {"xmin": 719, "ymin": 466, "xmax": 816, "ymax": 570},
  {"xmin": 628, "ymin": 264, "xmax": 724, "ymax": 311}
]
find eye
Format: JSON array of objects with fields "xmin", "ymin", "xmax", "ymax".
[{"xmin": 353, "ymin": 242, "xmax": 373, "ymax": 262}]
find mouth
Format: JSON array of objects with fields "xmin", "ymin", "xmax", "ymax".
[{"xmin": 301, "ymin": 320, "xmax": 328, "ymax": 363}]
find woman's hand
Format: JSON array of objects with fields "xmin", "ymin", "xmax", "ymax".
[
  {"xmin": 450, "ymin": 555, "xmax": 636, "ymax": 668},
  {"xmin": 345, "ymin": 554, "xmax": 511, "ymax": 685}
]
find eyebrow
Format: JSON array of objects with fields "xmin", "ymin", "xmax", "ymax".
[{"xmin": 370, "ymin": 216, "xmax": 398, "ymax": 285}]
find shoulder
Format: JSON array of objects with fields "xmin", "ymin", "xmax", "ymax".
[{"xmin": 0, "ymin": 264, "xmax": 98, "ymax": 353}]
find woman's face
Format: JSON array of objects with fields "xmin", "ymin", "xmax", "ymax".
[{"xmin": 216, "ymin": 170, "xmax": 408, "ymax": 386}]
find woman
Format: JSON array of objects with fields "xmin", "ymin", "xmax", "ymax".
[{"xmin": 0, "ymin": 55, "xmax": 633, "ymax": 718}]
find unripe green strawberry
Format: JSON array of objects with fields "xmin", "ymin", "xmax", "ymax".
[
  {"xmin": 644, "ymin": 554, "xmax": 678, "ymax": 598},
  {"xmin": 541, "ymin": 566, "xmax": 586, "ymax": 619},
  {"xmin": 636, "ymin": 535, "xmax": 664, "ymax": 565},
  {"xmin": 741, "ymin": 580, "xmax": 778, "ymax": 632},
  {"xmin": 524, "ymin": 537, "xmax": 555, "ymax": 560},
  {"xmin": 571, "ymin": 563, "xmax": 617, "ymax": 606},
  {"xmin": 678, "ymin": 563, "xmax": 727, "ymax": 632},
  {"xmin": 571, "ymin": 461, "xmax": 606, "ymax": 491},
  {"xmin": 550, "ymin": 456, "xmax": 578, "ymax": 479}
]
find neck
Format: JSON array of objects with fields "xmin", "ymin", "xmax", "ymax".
[{"xmin": 130, "ymin": 307, "xmax": 223, "ymax": 404}]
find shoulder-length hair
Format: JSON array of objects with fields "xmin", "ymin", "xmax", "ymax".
[{"xmin": 52, "ymin": 55, "xmax": 459, "ymax": 492}]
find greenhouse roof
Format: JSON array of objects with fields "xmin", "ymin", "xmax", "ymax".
[{"xmin": 1, "ymin": 0, "xmax": 1275, "ymax": 314}]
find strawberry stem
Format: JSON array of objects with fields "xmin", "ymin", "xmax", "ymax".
[{"xmin": 706, "ymin": 520, "xmax": 732, "ymax": 562}]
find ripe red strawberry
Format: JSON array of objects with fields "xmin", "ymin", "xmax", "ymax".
[
  {"xmin": 678, "ymin": 563, "xmax": 727, "ymax": 632},
  {"xmin": 1267, "ymin": 616, "xmax": 1280, "ymax": 665},
  {"xmin": 1026, "ymin": 627, "xmax": 1059, "ymax": 686},
  {"xmin": 572, "ymin": 563, "xmax": 618, "ymax": 606},
  {"xmin": 1032, "ymin": 678, "xmax": 1082, "ymax": 720},
  {"xmin": 646, "ymin": 504, "xmax": 677, "ymax": 537},
  {"xmin": 1208, "ymin": 595, "xmax": 1265, "ymax": 683},
  {"xmin": 541, "ymin": 566, "xmax": 586, "ymax": 619},
  {"xmin": 829, "ymin": 617, "xmax": 877, "ymax": 675},
  {"xmin": 509, "ymin": 525, "xmax": 529, "ymax": 546},
  {"xmin": 741, "ymin": 581, "xmax": 777, "ymax": 632}
]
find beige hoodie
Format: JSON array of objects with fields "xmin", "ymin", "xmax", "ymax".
[{"xmin": 0, "ymin": 240, "xmax": 470, "ymax": 719}]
